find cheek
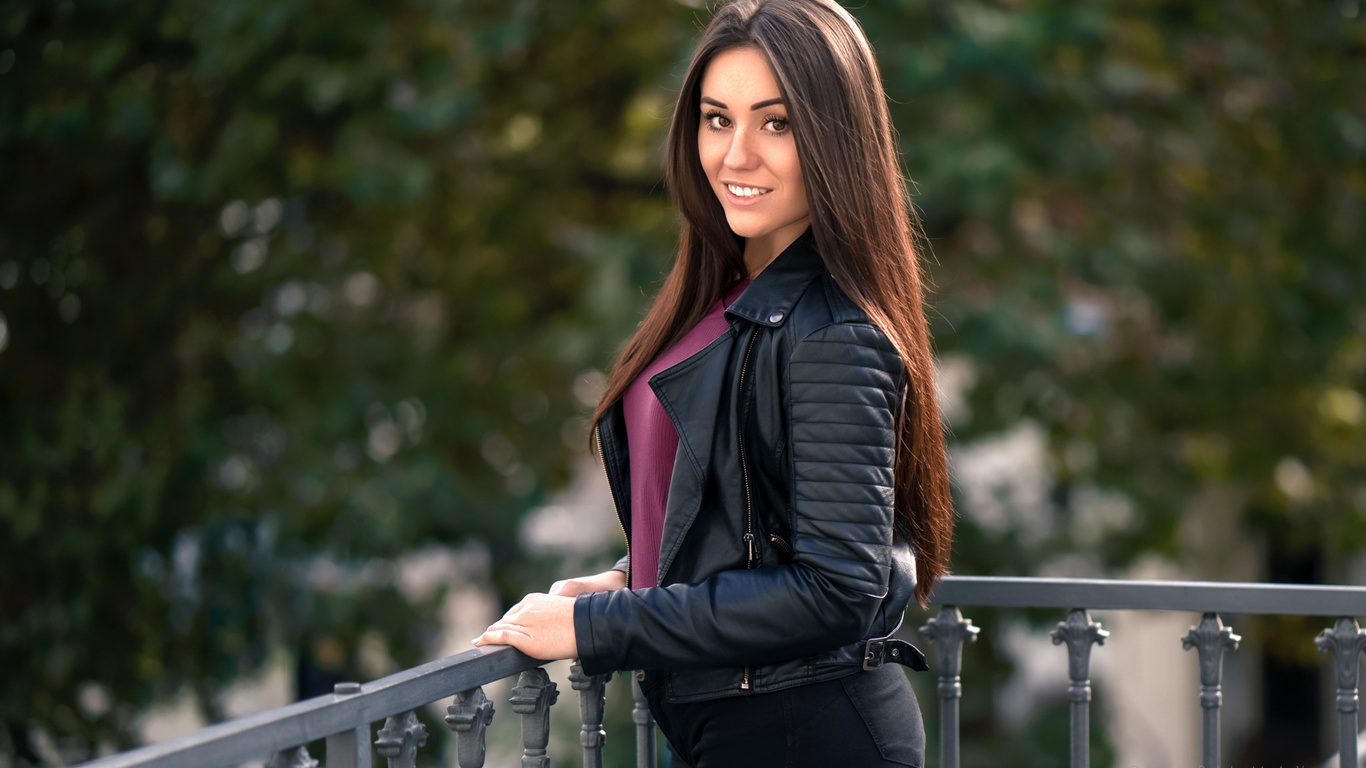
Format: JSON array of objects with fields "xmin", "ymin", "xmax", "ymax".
[
  {"xmin": 778, "ymin": 150, "xmax": 806, "ymax": 207},
  {"xmin": 779, "ymin": 149, "xmax": 803, "ymax": 188},
  {"xmin": 698, "ymin": 134, "xmax": 724, "ymax": 179}
]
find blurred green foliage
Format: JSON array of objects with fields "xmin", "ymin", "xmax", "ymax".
[
  {"xmin": 875, "ymin": 1, "xmax": 1366, "ymax": 574},
  {"xmin": 1, "ymin": 0, "xmax": 694, "ymax": 760},
  {"xmin": 1, "ymin": 0, "xmax": 1363, "ymax": 765}
]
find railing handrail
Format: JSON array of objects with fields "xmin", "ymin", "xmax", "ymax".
[
  {"xmin": 930, "ymin": 575, "xmax": 1366, "ymax": 616},
  {"xmin": 70, "ymin": 576, "xmax": 1366, "ymax": 768},
  {"xmin": 74, "ymin": 645, "xmax": 543, "ymax": 768}
]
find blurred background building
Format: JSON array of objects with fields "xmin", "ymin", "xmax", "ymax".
[{"xmin": 1, "ymin": 0, "xmax": 1363, "ymax": 765}]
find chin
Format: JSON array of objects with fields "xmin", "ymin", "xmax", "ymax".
[{"xmin": 724, "ymin": 216, "xmax": 773, "ymax": 240}]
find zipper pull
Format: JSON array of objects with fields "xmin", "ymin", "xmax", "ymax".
[
  {"xmin": 770, "ymin": 533, "xmax": 794, "ymax": 558},
  {"xmin": 743, "ymin": 533, "xmax": 756, "ymax": 566}
]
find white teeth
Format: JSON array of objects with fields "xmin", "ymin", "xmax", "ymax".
[{"xmin": 727, "ymin": 184, "xmax": 770, "ymax": 199}]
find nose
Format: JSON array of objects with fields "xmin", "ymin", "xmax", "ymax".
[{"xmin": 722, "ymin": 128, "xmax": 757, "ymax": 171}]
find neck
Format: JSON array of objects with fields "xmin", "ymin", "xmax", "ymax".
[{"xmin": 742, "ymin": 221, "xmax": 810, "ymax": 278}]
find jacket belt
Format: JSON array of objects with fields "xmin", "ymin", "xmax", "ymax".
[
  {"xmin": 862, "ymin": 636, "xmax": 929, "ymax": 671},
  {"xmin": 861, "ymin": 615, "xmax": 929, "ymax": 671}
]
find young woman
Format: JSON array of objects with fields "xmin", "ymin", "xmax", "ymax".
[{"xmin": 474, "ymin": 1, "xmax": 954, "ymax": 765}]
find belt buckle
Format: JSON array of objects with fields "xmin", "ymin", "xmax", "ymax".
[{"xmin": 862, "ymin": 637, "xmax": 885, "ymax": 671}]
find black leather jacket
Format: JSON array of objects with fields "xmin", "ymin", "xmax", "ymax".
[{"xmin": 573, "ymin": 233, "xmax": 926, "ymax": 703}]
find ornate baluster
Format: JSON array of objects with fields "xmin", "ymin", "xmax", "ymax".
[
  {"xmin": 510, "ymin": 667, "xmax": 559, "ymax": 768},
  {"xmin": 1315, "ymin": 616, "xmax": 1366, "ymax": 768},
  {"xmin": 1051, "ymin": 609, "xmax": 1108, "ymax": 768},
  {"xmin": 327, "ymin": 681, "xmax": 372, "ymax": 768},
  {"xmin": 569, "ymin": 664, "xmax": 612, "ymax": 768},
  {"xmin": 1182, "ymin": 612, "xmax": 1239, "ymax": 768},
  {"xmin": 446, "ymin": 686, "xmax": 495, "ymax": 768},
  {"xmin": 918, "ymin": 605, "xmax": 979, "ymax": 768},
  {"xmin": 266, "ymin": 745, "xmax": 319, "ymax": 768},
  {"xmin": 631, "ymin": 672, "xmax": 657, "ymax": 768},
  {"xmin": 375, "ymin": 711, "xmax": 428, "ymax": 768}
]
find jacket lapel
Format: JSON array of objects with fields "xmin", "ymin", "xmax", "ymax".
[
  {"xmin": 648, "ymin": 327, "xmax": 737, "ymax": 583},
  {"xmin": 613, "ymin": 231, "xmax": 828, "ymax": 585}
]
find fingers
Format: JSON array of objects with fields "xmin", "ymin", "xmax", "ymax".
[
  {"xmin": 474, "ymin": 592, "xmax": 560, "ymax": 649},
  {"xmin": 550, "ymin": 580, "xmax": 594, "ymax": 597},
  {"xmin": 472, "ymin": 624, "xmax": 529, "ymax": 647},
  {"xmin": 469, "ymin": 595, "xmax": 576, "ymax": 660}
]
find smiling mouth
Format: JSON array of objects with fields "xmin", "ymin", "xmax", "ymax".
[{"xmin": 726, "ymin": 183, "xmax": 772, "ymax": 199}]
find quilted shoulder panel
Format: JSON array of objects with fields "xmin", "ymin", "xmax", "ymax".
[{"xmin": 786, "ymin": 322, "xmax": 905, "ymax": 596}]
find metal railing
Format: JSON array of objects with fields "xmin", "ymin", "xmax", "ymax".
[
  {"xmin": 923, "ymin": 577, "xmax": 1366, "ymax": 768},
  {"xmin": 70, "ymin": 645, "xmax": 652, "ymax": 768},
  {"xmin": 71, "ymin": 577, "xmax": 1366, "ymax": 768}
]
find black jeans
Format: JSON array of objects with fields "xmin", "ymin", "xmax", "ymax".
[{"xmin": 639, "ymin": 665, "xmax": 925, "ymax": 768}]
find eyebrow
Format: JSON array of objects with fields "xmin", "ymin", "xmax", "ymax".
[{"xmin": 700, "ymin": 96, "xmax": 786, "ymax": 111}]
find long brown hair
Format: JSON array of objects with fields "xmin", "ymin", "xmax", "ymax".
[{"xmin": 592, "ymin": 0, "xmax": 953, "ymax": 605}]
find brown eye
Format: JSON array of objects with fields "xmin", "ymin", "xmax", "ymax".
[
  {"xmin": 704, "ymin": 112, "xmax": 731, "ymax": 130},
  {"xmin": 768, "ymin": 118, "xmax": 788, "ymax": 132}
]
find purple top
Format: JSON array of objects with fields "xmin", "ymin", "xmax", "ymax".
[{"xmin": 624, "ymin": 280, "xmax": 750, "ymax": 589}]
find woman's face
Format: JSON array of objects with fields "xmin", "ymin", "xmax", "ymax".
[{"xmin": 697, "ymin": 46, "xmax": 810, "ymax": 256}]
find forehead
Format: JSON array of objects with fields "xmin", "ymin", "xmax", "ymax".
[{"xmin": 699, "ymin": 46, "xmax": 781, "ymax": 103}]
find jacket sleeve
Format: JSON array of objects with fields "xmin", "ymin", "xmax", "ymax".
[{"xmin": 573, "ymin": 322, "xmax": 903, "ymax": 674}]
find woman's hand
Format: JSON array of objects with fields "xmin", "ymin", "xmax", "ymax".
[
  {"xmin": 472, "ymin": 593, "xmax": 578, "ymax": 661},
  {"xmin": 472, "ymin": 570, "xmax": 625, "ymax": 660},
  {"xmin": 548, "ymin": 569, "xmax": 628, "ymax": 598}
]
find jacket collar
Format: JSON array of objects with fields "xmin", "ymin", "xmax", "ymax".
[{"xmin": 724, "ymin": 229, "xmax": 825, "ymax": 328}]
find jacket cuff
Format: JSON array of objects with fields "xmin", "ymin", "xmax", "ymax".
[{"xmin": 574, "ymin": 592, "xmax": 610, "ymax": 676}]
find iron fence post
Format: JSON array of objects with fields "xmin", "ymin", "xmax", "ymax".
[
  {"xmin": 919, "ymin": 605, "xmax": 978, "ymax": 768},
  {"xmin": 569, "ymin": 664, "xmax": 612, "ymax": 768},
  {"xmin": 445, "ymin": 686, "xmax": 495, "ymax": 768},
  {"xmin": 509, "ymin": 667, "xmax": 559, "ymax": 768},
  {"xmin": 1051, "ymin": 608, "xmax": 1107, "ymax": 768},
  {"xmin": 631, "ymin": 672, "xmax": 657, "ymax": 768},
  {"xmin": 1181, "ymin": 612, "xmax": 1239, "ymax": 768},
  {"xmin": 374, "ymin": 711, "xmax": 427, "ymax": 768},
  {"xmin": 326, "ymin": 682, "xmax": 371, "ymax": 768},
  {"xmin": 1315, "ymin": 616, "xmax": 1366, "ymax": 768}
]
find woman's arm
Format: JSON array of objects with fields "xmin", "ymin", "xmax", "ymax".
[{"xmin": 574, "ymin": 322, "xmax": 905, "ymax": 674}]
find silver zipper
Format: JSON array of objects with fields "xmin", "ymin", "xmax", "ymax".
[
  {"xmin": 738, "ymin": 325, "xmax": 760, "ymax": 570},
  {"xmin": 595, "ymin": 424, "xmax": 629, "ymax": 587},
  {"xmin": 736, "ymin": 325, "xmax": 760, "ymax": 690}
]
